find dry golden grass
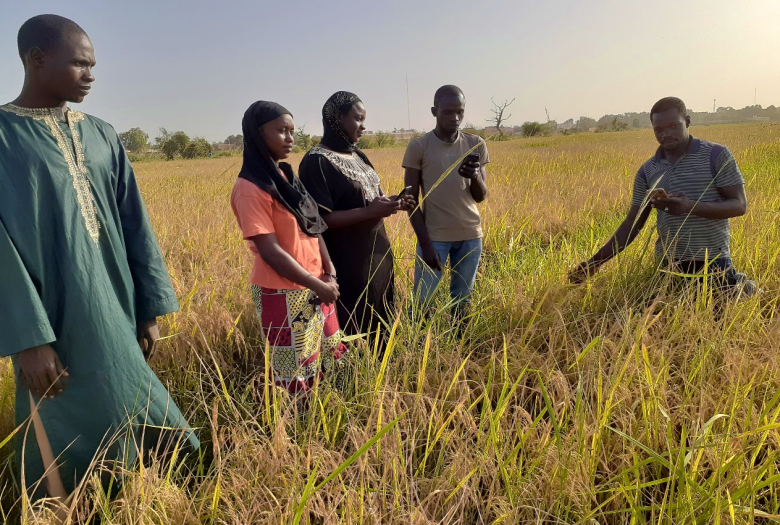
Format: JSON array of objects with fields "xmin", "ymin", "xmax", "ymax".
[{"xmin": 2, "ymin": 123, "xmax": 780, "ymax": 524}]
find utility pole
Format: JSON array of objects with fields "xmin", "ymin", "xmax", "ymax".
[
  {"xmin": 406, "ymin": 74, "xmax": 411, "ymax": 130},
  {"xmin": 713, "ymin": 99, "xmax": 716, "ymax": 113}
]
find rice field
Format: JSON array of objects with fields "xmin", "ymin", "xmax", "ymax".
[{"xmin": 2, "ymin": 123, "xmax": 780, "ymax": 524}]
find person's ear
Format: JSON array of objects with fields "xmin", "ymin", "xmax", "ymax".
[
  {"xmin": 26, "ymin": 47, "xmax": 46, "ymax": 69},
  {"xmin": 430, "ymin": 106, "xmax": 437, "ymax": 118},
  {"xmin": 685, "ymin": 115, "xmax": 691, "ymax": 128}
]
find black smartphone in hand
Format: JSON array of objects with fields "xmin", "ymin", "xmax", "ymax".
[
  {"xmin": 466, "ymin": 153, "xmax": 480, "ymax": 163},
  {"xmin": 394, "ymin": 185, "xmax": 412, "ymax": 201}
]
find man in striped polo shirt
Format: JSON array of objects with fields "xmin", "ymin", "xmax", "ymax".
[{"xmin": 570, "ymin": 97, "xmax": 756, "ymax": 294}]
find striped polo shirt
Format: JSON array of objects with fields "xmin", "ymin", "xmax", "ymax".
[{"xmin": 630, "ymin": 137, "xmax": 744, "ymax": 261}]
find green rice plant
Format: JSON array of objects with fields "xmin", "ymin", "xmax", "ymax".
[{"xmin": 2, "ymin": 123, "xmax": 780, "ymax": 523}]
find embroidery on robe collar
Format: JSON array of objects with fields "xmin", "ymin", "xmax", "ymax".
[
  {"xmin": 309, "ymin": 145, "xmax": 382, "ymax": 202},
  {"xmin": 0, "ymin": 104, "xmax": 100, "ymax": 243}
]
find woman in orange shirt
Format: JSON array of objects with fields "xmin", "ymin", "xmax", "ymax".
[{"xmin": 231, "ymin": 101, "xmax": 348, "ymax": 397}]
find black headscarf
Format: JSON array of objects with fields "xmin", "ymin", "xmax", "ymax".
[
  {"xmin": 319, "ymin": 91, "xmax": 375, "ymax": 169},
  {"xmin": 321, "ymin": 91, "xmax": 364, "ymax": 154},
  {"xmin": 238, "ymin": 101, "xmax": 326, "ymax": 237}
]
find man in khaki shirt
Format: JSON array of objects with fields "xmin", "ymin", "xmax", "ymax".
[{"xmin": 403, "ymin": 85, "xmax": 489, "ymax": 317}]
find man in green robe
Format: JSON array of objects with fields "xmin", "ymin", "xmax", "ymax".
[{"xmin": 0, "ymin": 15, "xmax": 199, "ymax": 500}]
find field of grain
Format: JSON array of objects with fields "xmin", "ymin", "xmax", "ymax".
[{"xmin": 2, "ymin": 124, "xmax": 780, "ymax": 524}]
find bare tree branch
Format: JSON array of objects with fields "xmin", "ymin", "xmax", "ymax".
[{"xmin": 487, "ymin": 97, "xmax": 516, "ymax": 137}]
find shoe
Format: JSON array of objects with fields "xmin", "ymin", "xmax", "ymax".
[{"xmin": 733, "ymin": 273, "xmax": 759, "ymax": 297}]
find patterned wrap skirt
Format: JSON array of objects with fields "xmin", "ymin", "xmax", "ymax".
[{"xmin": 251, "ymin": 284, "xmax": 349, "ymax": 394}]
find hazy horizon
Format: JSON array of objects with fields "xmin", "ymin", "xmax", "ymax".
[{"xmin": 1, "ymin": 0, "xmax": 778, "ymax": 141}]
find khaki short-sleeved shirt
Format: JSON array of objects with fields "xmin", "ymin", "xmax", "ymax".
[{"xmin": 402, "ymin": 131, "xmax": 489, "ymax": 242}]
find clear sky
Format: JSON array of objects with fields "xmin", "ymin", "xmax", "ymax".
[{"xmin": 1, "ymin": 0, "xmax": 778, "ymax": 141}]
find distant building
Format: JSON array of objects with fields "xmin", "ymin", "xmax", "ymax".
[
  {"xmin": 390, "ymin": 128, "xmax": 417, "ymax": 140},
  {"xmin": 557, "ymin": 119, "xmax": 575, "ymax": 131},
  {"xmin": 213, "ymin": 143, "xmax": 242, "ymax": 152},
  {"xmin": 363, "ymin": 129, "xmax": 419, "ymax": 140}
]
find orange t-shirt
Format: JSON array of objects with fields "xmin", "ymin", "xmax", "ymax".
[{"xmin": 230, "ymin": 178, "xmax": 323, "ymax": 289}]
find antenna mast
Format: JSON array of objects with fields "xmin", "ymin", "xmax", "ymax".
[{"xmin": 406, "ymin": 74, "xmax": 411, "ymax": 130}]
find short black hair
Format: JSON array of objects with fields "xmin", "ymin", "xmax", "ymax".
[
  {"xmin": 650, "ymin": 97, "xmax": 687, "ymax": 119},
  {"xmin": 18, "ymin": 14, "xmax": 88, "ymax": 63},
  {"xmin": 433, "ymin": 85, "xmax": 465, "ymax": 107}
]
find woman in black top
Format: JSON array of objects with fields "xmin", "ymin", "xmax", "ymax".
[{"xmin": 299, "ymin": 91, "xmax": 414, "ymax": 346}]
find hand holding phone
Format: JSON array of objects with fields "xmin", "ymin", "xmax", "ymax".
[
  {"xmin": 394, "ymin": 186, "xmax": 412, "ymax": 201},
  {"xmin": 647, "ymin": 188, "xmax": 668, "ymax": 200},
  {"xmin": 459, "ymin": 153, "xmax": 481, "ymax": 179}
]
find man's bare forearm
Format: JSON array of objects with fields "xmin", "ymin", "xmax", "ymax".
[
  {"xmin": 689, "ymin": 199, "xmax": 746, "ymax": 220},
  {"xmin": 469, "ymin": 168, "xmax": 487, "ymax": 202},
  {"xmin": 587, "ymin": 207, "xmax": 650, "ymax": 268},
  {"xmin": 408, "ymin": 208, "xmax": 432, "ymax": 247}
]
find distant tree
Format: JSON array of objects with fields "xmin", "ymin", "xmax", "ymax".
[
  {"xmin": 171, "ymin": 131, "xmax": 190, "ymax": 152},
  {"xmin": 155, "ymin": 127, "xmax": 173, "ymax": 149},
  {"xmin": 182, "ymin": 137, "xmax": 212, "ymax": 159},
  {"xmin": 462, "ymin": 126, "xmax": 486, "ymax": 139},
  {"xmin": 487, "ymin": 96, "xmax": 515, "ymax": 138},
  {"xmin": 374, "ymin": 132, "xmax": 396, "ymax": 148},
  {"xmin": 118, "ymin": 127, "xmax": 149, "ymax": 153},
  {"xmin": 292, "ymin": 126, "xmax": 313, "ymax": 153},
  {"xmin": 223, "ymin": 134, "xmax": 243, "ymax": 148},
  {"xmin": 521, "ymin": 121, "xmax": 543, "ymax": 137},
  {"xmin": 161, "ymin": 140, "xmax": 180, "ymax": 160},
  {"xmin": 576, "ymin": 116, "xmax": 598, "ymax": 131},
  {"xmin": 159, "ymin": 130, "xmax": 191, "ymax": 160},
  {"xmin": 541, "ymin": 120, "xmax": 557, "ymax": 136},
  {"xmin": 596, "ymin": 117, "xmax": 629, "ymax": 133},
  {"xmin": 357, "ymin": 135, "xmax": 376, "ymax": 149}
]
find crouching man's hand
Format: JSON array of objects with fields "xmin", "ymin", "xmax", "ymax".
[{"xmin": 568, "ymin": 261, "xmax": 600, "ymax": 284}]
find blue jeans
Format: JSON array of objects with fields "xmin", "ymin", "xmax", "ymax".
[
  {"xmin": 666, "ymin": 257, "xmax": 745, "ymax": 287},
  {"xmin": 414, "ymin": 239, "xmax": 483, "ymax": 312}
]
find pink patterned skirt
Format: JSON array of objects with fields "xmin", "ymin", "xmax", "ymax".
[{"xmin": 251, "ymin": 285, "xmax": 349, "ymax": 395}]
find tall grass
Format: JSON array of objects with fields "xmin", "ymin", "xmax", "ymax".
[{"xmin": 2, "ymin": 124, "xmax": 780, "ymax": 523}]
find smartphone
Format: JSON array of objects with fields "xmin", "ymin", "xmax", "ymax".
[
  {"xmin": 394, "ymin": 185, "xmax": 412, "ymax": 201},
  {"xmin": 308, "ymin": 290, "xmax": 322, "ymax": 306},
  {"xmin": 466, "ymin": 153, "xmax": 480, "ymax": 163},
  {"xmin": 647, "ymin": 188, "xmax": 668, "ymax": 200}
]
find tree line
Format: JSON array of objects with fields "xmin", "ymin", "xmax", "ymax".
[
  {"xmin": 119, "ymin": 103, "xmax": 780, "ymax": 158},
  {"xmin": 118, "ymin": 127, "xmax": 213, "ymax": 160},
  {"xmin": 499, "ymin": 104, "xmax": 780, "ymax": 138}
]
